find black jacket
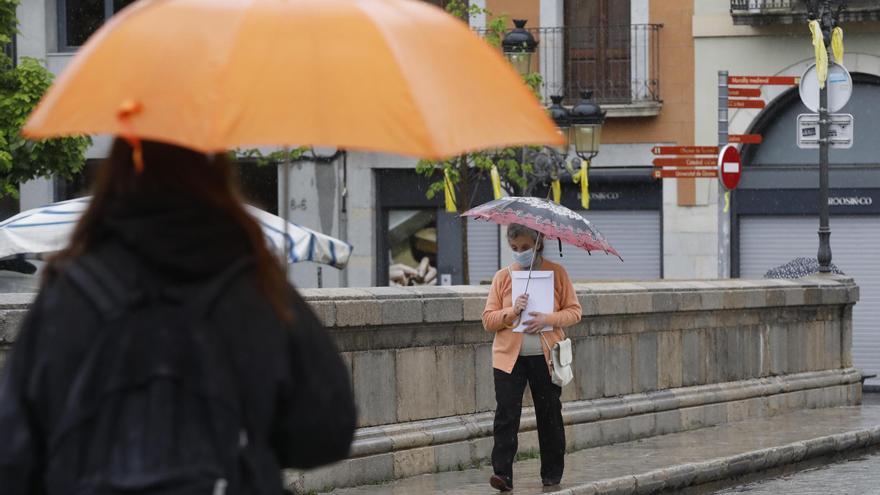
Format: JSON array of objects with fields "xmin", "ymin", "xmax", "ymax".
[{"xmin": 0, "ymin": 195, "xmax": 356, "ymax": 494}]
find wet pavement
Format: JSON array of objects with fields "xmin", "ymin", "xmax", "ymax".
[
  {"xmin": 715, "ymin": 451, "xmax": 880, "ymax": 494},
  {"xmin": 322, "ymin": 405, "xmax": 880, "ymax": 495}
]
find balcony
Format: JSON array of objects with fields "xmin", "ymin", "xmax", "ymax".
[
  {"xmin": 482, "ymin": 24, "xmax": 662, "ymax": 117},
  {"xmin": 730, "ymin": 0, "xmax": 880, "ymax": 26}
]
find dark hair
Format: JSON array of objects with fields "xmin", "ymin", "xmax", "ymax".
[
  {"xmin": 49, "ymin": 138, "xmax": 293, "ymax": 323},
  {"xmin": 507, "ymin": 224, "xmax": 544, "ymax": 253}
]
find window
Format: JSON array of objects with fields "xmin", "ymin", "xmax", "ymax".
[
  {"xmin": 59, "ymin": 0, "xmax": 137, "ymax": 50},
  {"xmin": 564, "ymin": 0, "xmax": 632, "ymax": 103}
]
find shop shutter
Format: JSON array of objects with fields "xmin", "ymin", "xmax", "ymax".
[
  {"xmin": 739, "ymin": 215, "xmax": 880, "ymax": 386},
  {"xmin": 467, "ymin": 218, "xmax": 500, "ymax": 285},
  {"xmin": 543, "ymin": 210, "xmax": 661, "ymax": 281}
]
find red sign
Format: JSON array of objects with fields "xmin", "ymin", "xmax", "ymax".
[
  {"xmin": 653, "ymin": 169, "xmax": 718, "ymax": 179},
  {"xmin": 729, "ymin": 88, "xmax": 761, "ymax": 97},
  {"xmin": 729, "ymin": 134, "xmax": 763, "ymax": 144},
  {"xmin": 652, "ymin": 157, "xmax": 718, "ymax": 167},
  {"xmin": 728, "ymin": 99, "xmax": 766, "ymax": 109},
  {"xmin": 717, "ymin": 144, "xmax": 742, "ymax": 190},
  {"xmin": 729, "ymin": 76, "xmax": 799, "ymax": 86},
  {"xmin": 651, "ymin": 146, "xmax": 718, "ymax": 155}
]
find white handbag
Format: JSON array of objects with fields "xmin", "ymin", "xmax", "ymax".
[{"xmin": 541, "ymin": 334, "xmax": 574, "ymax": 387}]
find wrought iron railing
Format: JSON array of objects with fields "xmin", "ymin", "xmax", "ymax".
[{"xmin": 479, "ymin": 24, "xmax": 662, "ymax": 106}]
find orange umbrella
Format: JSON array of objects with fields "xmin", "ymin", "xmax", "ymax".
[{"xmin": 23, "ymin": 0, "xmax": 562, "ymax": 159}]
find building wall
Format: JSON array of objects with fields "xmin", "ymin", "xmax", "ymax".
[{"xmin": 691, "ymin": 0, "xmax": 880, "ymax": 280}]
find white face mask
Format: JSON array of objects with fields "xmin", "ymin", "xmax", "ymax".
[{"xmin": 512, "ymin": 249, "xmax": 535, "ymax": 267}]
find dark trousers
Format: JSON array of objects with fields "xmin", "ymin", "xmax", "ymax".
[{"xmin": 492, "ymin": 355, "xmax": 565, "ymax": 483}]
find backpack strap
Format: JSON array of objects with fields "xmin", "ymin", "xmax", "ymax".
[
  {"xmin": 188, "ymin": 257, "xmax": 255, "ymax": 319},
  {"xmin": 64, "ymin": 253, "xmax": 132, "ymax": 319}
]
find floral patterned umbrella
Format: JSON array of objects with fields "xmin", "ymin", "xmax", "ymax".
[{"xmin": 462, "ymin": 196, "xmax": 622, "ymax": 261}]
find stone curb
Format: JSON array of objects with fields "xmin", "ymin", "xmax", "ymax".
[
  {"xmin": 544, "ymin": 426, "xmax": 880, "ymax": 495},
  {"xmin": 346, "ymin": 368, "xmax": 861, "ymax": 458}
]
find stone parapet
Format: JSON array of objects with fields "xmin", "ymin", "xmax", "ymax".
[{"xmin": 0, "ymin": 275, "xmax": 860, "ymax": 492}]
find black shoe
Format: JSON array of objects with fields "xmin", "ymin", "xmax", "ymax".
[
  {"xmin": 490, "ymin": 474, "xmax": 513, "ymax": 492},
  {"xmin": 542, "ymin": 477, "xmax": 561, "ymax": 487}
]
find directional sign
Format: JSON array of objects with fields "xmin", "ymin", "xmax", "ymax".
[
  {"xmin": 653, "ymin": 169, "xmax": 718, "ymax": 179},
  {"xmin": 729, "ymin": 75, "xmax": 799, "ymax": 86},
  {"xmin": 651, "ymin": 146, "xmax": 718, "ymax": 155},
  {"xmin": 729, "ymin": 88, "xmax": 762, "ymax": 97},
  {"xmin": 729, "ymin": 134, "xmax": 763, "ymax": 144},
  {"xmin": 796, "ymin": 113, "xmax": 854, "ymax": 149},
  {"xmin": 652, "ymin": 157, "xmax": 718, "ymax": 167},
  {"xmin": 717, "ymin": 144, "xmax": 742, "ymax": 190},
  {"xmin": 728, "ymin": 99, "xmax": 766, "ymax": 109}
]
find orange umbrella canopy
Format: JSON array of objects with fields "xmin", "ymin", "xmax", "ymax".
[{"xmin": 24, "ymin": 0, "xmax": 562, "ymax": 159}]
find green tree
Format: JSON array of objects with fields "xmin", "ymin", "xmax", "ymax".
[
  {"xmin": 416, "ymin": 0, "xmax": 543, "ymax": 284},
  {"xmin": 0, "ymin": 0, "xmax": 90, "ymax": 198}
]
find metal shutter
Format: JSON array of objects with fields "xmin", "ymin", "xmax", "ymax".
[
  {"xmin": 543, "ymin": 210, "xmax": 662, "ymax": 282},
  {"xmin": 467, "ymin": 218, "xmax": 500, "ymax": 285},
  {"xmin": 740, "ymin": 216, "xmax": 880, "ymax": 385}
]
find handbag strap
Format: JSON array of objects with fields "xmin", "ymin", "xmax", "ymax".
[{"xmin": 539, "ymin": 332, "xmax": 554, "ymax": 368}]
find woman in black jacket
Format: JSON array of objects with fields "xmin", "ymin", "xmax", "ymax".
[{"xmin": 0, "ymin": 139, "xmax": 356, "ymax": 494}]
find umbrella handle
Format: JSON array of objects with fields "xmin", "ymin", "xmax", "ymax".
[{"xmin": 522, "ymin": 232, "xmax": 543, "ymax": 295}]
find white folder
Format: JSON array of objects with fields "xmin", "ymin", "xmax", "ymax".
[{"xmin": 510, "ymin": 270, "xmax": 555, "ymax": 333}]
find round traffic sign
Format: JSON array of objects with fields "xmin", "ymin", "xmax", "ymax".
[
  {"xmin": 717, "ymin": 144, "xmax": 742, "ymax": 191},
  {"xmin": 799, "ymin": 62, "xmax": 853, "ymax": 113}
]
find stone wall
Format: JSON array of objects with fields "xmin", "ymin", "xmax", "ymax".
[{"xmin": 0, "ymin": 276, "xmax": 861, "ymax": 492}]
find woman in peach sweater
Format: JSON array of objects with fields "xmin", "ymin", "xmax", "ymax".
[{"xmin": 482, "ymin": 224, "xmax": 582, "ymax": 492}]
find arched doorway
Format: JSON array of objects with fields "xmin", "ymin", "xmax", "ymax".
[{"xmin": 733, "ymin": 73, "xmax": 880, "ymax": 386}]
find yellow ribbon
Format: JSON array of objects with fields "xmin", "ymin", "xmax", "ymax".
[
  {"xmin": 723, "ymin": 191, "xmax": 730, "ymax": 214},
  {"xmin": 490, "ymin": 165, "xmax": 503, "ymax": 200},
  {"xmin": 443, "ymin": 169, "xmax": 457, "ymax": 213},
  {"xmin": 809, "ymin": 20, "xmax": 828, "ymax": 89},
  {"xmin": 832, "ymin": 26, "xmax": 844, "ymax": 63},
  {"xmin": 573, "ymin": 160, "xmax": 589, "ymax": 209},
  {"xmin": 551, "ymin": 179, "xmax": 561, "ymax": 204}
]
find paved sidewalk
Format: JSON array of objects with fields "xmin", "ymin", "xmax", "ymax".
[{"xmin": 322, "ymin": 406, "xmax": 880, "ymax": 495}]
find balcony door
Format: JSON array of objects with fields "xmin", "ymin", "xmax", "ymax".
[{"xmin": 564, "ymin": 0, "xmax": 631, "ymax": 103}]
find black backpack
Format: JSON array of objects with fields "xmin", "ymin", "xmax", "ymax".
[{"xmin": 45, "ymin": 254, "xmax": 257, "ymax": 495}]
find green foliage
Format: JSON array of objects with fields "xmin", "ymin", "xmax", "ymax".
[
  {"xmin": 0, "ymin": 0, "xmax": 90, "ymax": 198},
  {"xmin": 235, "ymin": 146, "xmax": 309, "ymax": 166},
  {"xmin": 0, "ymin": 58, "xmax": 91, "ymax": 198}
]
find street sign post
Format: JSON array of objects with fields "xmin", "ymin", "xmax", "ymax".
[
  {"xmin": 796, "ymin": 113, "xmax": 854, "ymax": 149},
  {"xmin": 717, "ymin": 144, "xmax": 742, "ymax": 191},
  {"xmin": 799, "ymin": 62, "xmax": 853, "ymax": 113}
]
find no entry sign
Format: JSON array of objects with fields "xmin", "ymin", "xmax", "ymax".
[{"xmin": 717, "ymin": 144, "xmax": 742, "ymax": 190}]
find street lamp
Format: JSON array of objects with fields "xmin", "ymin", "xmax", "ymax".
[
  {"xmin": 569, "ymin": 90, "xmax": 606, "ymax": 161},
  {"xmin": 807, "ymin": 0, "xmax": 845, "ymax": 273},
  {"xmin": 547, "ymin": 95, "xmax": 571, "ymax": 155},
  {"xmin": 501, "ymin": 19, "xmax": 538, "ymax": 77}
]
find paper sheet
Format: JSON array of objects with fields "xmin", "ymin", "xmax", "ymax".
[{"xmin": 510, "ymin": 270, "xmax": 554, "ymax": 333}]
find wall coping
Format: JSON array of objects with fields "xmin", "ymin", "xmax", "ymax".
[{"xmin": 0, "ymin": 275, "xmax": 859, "ymax": 329}]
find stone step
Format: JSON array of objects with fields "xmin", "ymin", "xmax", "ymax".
[{"xmin": 319, "ymin": 406, "xmax": 880, "ymax": 495}]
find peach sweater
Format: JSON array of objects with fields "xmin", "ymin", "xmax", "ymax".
[{"xmin": 481, "ymin": 258, "xmax": 582, "ymax": 374}]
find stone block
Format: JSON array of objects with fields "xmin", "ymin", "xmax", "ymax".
[
  {"xmin": 396, "ymin": 348, "xmax": 438, "ymax": 422},
  {"xmin": 726, "ymin": 400, "xmax": 749, "ymax": 423},
  {"xmin": 352, "ymin": 351, "xmax": 397, "ymax": 427},
  {"xmin": 576, "ymin": 337, "xmax": 605, "ymax": 400},
  {"xmin": 656, "ymin": 331, "xmax": 682, "ymax": 390},
  {"xmin": 597, "ymin": 417, "xmax": 631, "ymax": 445},
  {"xmin": 842, "ymin": 307, "xmax": 853, "ymax": 367},
  {"xmin": 436, "ymin": 346, "xmax": 476, "ymax": 417},
  {"xmin": 651, "ymin": 292, "xmax": 679, "ymax": 313},
  {"xmin": 335, "ymin": 299, "xmax": 381, "ymax": 327},
  {"xmin": 681, "ymin": 330, "xmax": 706, "ymax": 387},
  {"xmin": 654, "ymin": 409, "xmax": 682, "ymax": 435},
  {"xmin": 722, "ymin": 290, "xmax": 747, "ymax": 309},
  {"xmin": 570, "ymin": 421, "xmax": 602, "ymax": 450},
  {"xmin": 624, "ymin": 293, "xmax": 653, "ymax": 314},
  {"xmin": 380, "ymin": 298, "xmax": 423, "ymax": 325},
  {"xmin": 604, "ymin": 335, "xmax": 633, "ymax": 397},
  {"xmin": 309, "ymin": 301, "xmax": 336, "ymax": 327},
  {"xmin": 783, "ymin": 288, "xmax": 806, "ymax": 306},
  {"xmin": 518, "ymin": 429, "xmax": 540, "ymax": 453},
  {"xmin": 393, "ymin": 446, "xmax": 436, "ymax": 479},
  {"xmin": 423, "ymin": 297, "xmax": 463, "ymax": 323},
  {"xmin": 474, "ymin": 344, "xmax": 495, "ymax": 412},
  {"xmin": 592, "ymin": 293, "xmax": 627, "ymax": 315},
  {"xmin": 470, "ymin": 435, "xmax": 494, "ymax": 462},
  {"xmin": 434, "ymin": 441, "xmax": 474, "ymax": 472},
  {"xmin": 680, "ymin": 406, "xmax": 706, "ymax": 431},
  {"xmin": 768, "ymin": 325, "xmax": 788, "ymax": 375},
  {"xmin": 635, "ymin": 333, "xmax": 658, "ymax": 393},
  {"xmin": 700, "ymin": 291, "xmax": 724, "ymax": 311},
  {"xmin": 461, "ymin": 298, "xmax": 487, "ymax": 322},
  {"xmin": 629, "ymin": 414, "xmax": 656, "ymax": 439}
]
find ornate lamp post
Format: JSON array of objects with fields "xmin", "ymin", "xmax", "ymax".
[
  {"xmin": 501, "ymin": 19, "xmax": 538, "ymax": 77},
  {"xmin": 807, "ymin": 0, "xmax": 845, "ymax": 273},
  {"xmin": 569, "ymin": 90, "xmax": 606, "ymax": 161}
]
